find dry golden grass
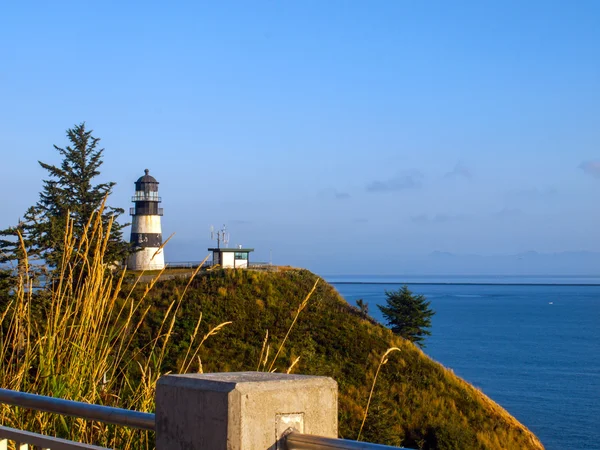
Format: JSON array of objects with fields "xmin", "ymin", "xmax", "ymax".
[{"xmin": 0, "ymin": 208, "xmax": 225, "ymax": 449}]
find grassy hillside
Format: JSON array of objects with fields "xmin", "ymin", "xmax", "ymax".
[{"xmin": 135, "ymin": 268, "xmax": 544, "ymax": 450}]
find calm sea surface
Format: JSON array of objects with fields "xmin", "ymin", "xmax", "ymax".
[{"xmin": 326, "ymin": 275, "xmax": 600, "ymax": 450}]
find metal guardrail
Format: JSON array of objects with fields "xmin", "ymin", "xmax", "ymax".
[
  {"xmin": 0, "ymin": 388, "xmax": 155, "ymax": 431},
  {"xmin": 0, "ymin": 425, "xmax": 109, "ymax": 450},
  {"xmin": 0, "ymin": 386, "xmax": 406, "ymax": 449},
  {"xmin": 165, "ymin": 260, "xmax": 212, "ymax": 268},
  {"xmin": 286, "ymin": 432, "xmax": 407, "ymax": 449},
  {"xmin": 165, "ymin": 261, "xmax": 273, "ymax": 269}
]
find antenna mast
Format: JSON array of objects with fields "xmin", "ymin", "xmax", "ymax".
[{"xmin": 210, "ymin": 224, "xmax": 230, "ymax": 249}]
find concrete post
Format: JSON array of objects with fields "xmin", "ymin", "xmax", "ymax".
[{"xmin": 155, "ymin": 372, "xmax": 338, "ymax": 450}]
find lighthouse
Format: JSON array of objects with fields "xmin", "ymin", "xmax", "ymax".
[{"xmin": 128, "ymin": 169, "xmax": 165, "ymax": 270}]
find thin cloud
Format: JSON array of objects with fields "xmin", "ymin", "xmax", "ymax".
[
  {"xmin": 411, "ymin": 213, "xmax": 429, "ymax": 224},
  {"xmin": 411, "ymin": 213, "xmax": 469, "ymax": 224},
  {"xmin": 444, "ymin": 162, "xmax": 472, "ymax": 180},
  {"xmin": 579, "ymin": 160, "xmax": 600, "ymax": 178},
  {"xmin": 366, "ymin": 171, "xmax": 423, "ymax": 193},
  {"xmin": 319, "ymin": 188, "xmax": 351, "ymax": 200}
]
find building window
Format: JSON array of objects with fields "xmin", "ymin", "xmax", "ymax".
[{"xmin": 234, "ymin": 252, "xmax": 248, "ymax": 260}]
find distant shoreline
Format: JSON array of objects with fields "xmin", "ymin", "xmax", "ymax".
[{"xmin": 329, "ymin": 281, "xmax": 600, "ymax": 287}]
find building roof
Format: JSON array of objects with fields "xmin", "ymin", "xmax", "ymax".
[
  {"xmin": 136, "ymin": 168, "xmax": 159, "ymax": 184},
  {"xmin": 208, "ymin": 248, "xmax": 254, "ymax": 253}
]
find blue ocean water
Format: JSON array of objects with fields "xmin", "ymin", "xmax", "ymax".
[{"xmin": 326, "ymin": 275, "xmax": 600, "ymax": 450}]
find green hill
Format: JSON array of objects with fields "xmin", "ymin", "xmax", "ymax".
[{"xmin": 135, "ymin": 268, "xmax": 544, "ymax": 450}]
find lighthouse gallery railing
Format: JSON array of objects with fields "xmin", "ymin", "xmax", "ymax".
[
  {"xmin": 131, "ymin": 193, "xmax": 161, "ymax": 202},
  {"xmin": 129, "ymin": 207, "xmax": 164, "ymax": 216}
]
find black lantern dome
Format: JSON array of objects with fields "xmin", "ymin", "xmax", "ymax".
[
  {"xmin": 131, "ymin": 169, "xmax": 163, "ymax": 216},
  {"xmin": 135, "ymin": 168, "xmax": 158, "ymax": 190}
]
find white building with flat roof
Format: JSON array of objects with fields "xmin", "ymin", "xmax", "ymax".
[{"xmin": 208, "ymin": 247, "xmax": 254, "ymax": 269}]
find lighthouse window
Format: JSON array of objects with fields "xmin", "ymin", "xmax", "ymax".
[
  {"xmin": 234, "ymin": 252, "xmax": 248, "ymax": 260},
  {"xmin": 133, "ymin": 192, "xmax": 160, "ymax": 201}
]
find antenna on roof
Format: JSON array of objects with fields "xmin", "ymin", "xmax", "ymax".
[{"xmin": 210, "ymin": 224, "xmax": 229, "ymax": 249}]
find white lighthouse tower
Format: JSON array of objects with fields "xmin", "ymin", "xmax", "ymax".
[{"xmin": 127, "ymin": 169, "xmax": 165, "ymax": 270}]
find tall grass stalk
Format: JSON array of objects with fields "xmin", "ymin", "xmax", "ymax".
[
  {"xmin": 267, "ymin": 278, "xmax": 319, "ymax": 372},
  {"xmin": 357, "ymin": 347, "xmax": 401, "ymax": 441},
  {"xmin": 286, "ymin": 356, "xmax": 300, "ymax": 374},
  {"xmin": 256, "ymin": 330, "xmax": 269, "ymax": 371}
]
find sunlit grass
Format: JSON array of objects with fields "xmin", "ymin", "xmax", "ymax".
[
  {"xmin": 0, "ymin": 208, "xmax": 222, "ymax": 449},
  {"xmin": 141, "ymin": 268, "xmax": 545, "ymax": 450}
]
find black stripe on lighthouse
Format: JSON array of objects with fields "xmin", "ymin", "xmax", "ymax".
[{"xmin": 131, "ymin": 233, "xmax": 163, "ymax": 248}]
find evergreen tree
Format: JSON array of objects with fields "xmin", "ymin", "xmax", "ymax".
[
  {"xmin": 377, "ymin": 285, "xmax": 435, "ymax": 348},
  {"xmin": 0, "ymin": 123, "xmax": 129, "ymax": 274},
  {"xmin": 0, "ymin": 268, "xmax": 11, "ymax": 301}
]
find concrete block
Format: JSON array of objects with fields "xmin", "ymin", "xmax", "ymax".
[{"xmin": 156, "ymin": 372, "xmax": 338, "ymax": 450}]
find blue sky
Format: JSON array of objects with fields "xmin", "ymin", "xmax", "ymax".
[{"xmin": 1, "ymin": 1, "xmax": 599, "ymax": 274}]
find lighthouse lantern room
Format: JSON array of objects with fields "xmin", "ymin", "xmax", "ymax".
[{"xmin": 128, "ymin": 169, "xmax": 165, "ymax": 270}]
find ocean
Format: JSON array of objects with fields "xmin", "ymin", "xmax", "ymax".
[{"xmin": 326, "ymin": 275, "xmax": 600, "ymax": 450}]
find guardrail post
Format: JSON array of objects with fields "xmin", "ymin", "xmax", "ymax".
[{"xmin": 155, "ymin": 372, "xmax": 337, "ymax": 450}]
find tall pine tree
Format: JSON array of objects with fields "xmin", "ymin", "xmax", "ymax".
[
  {"xmin": 377, "ymin": 285, "xmax": 435, "ymax": 348},
  {"xmin": 0, "ymin": 123, "xmax": 129, "ymax": 274}
]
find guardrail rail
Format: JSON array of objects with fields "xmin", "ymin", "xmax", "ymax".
[
  {"xmin": 0, "ymin": 388, "xmax": 154, "ymax": 450},
  {"xmin": 286, "ymin": 431, "xmax": 406, "ymax": 449},
  {"xmin": 0, "ymin": 374, "xmax": 407, "ymax": 450}
]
